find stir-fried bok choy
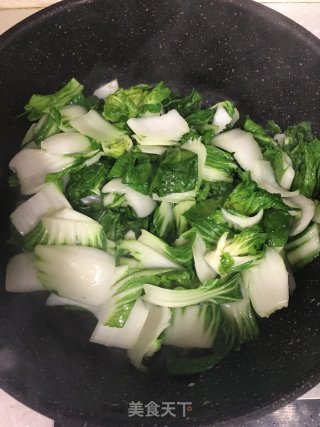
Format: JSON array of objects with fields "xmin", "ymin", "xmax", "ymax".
[{"xmin": 6, "ymin": 78, "xmax": 320, "ymax": 375}]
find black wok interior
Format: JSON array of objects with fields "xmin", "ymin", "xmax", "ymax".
[{"xmin": 0, "ymin": 1, "xmax": 320, "ymax": 426}]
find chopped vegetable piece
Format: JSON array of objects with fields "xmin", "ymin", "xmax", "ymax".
[
  {"xmin": 242, "ymin": 247, "xmax": 289, "ymax": 318},
  {"xmin": 34, "ymin": 245, "xmax": 116, "ymax": 305},
  {"xmin": 6, "ymin": 253, "xmax": 44, "ymax": 293}
]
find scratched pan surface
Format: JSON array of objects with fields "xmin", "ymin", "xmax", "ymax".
[{"xmin": 0, "ymin": 0, "xmax": 320, "ymax": 426}]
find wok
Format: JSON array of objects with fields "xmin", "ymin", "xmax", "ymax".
[{"xmin": 0, "ymin": 0, "xmax": 320, "ymax": 425}]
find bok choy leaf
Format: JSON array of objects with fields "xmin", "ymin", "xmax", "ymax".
[
  {"xmin": 34, "ymin": 245, "xmax": 116, "ymax": 305},
  {"xmin": 25, "ymin": 78, "xmax": 84, "ymax": 121},
  {"xmin": 143, "ymin": 274, "xmax": 242, "ymax": 307}
]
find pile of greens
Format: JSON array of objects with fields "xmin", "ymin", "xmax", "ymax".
[{"xmin": 6, "ymin": 78, "xmax": 320, "ymax": 374}]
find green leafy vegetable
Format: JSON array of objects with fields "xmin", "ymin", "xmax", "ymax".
[
  {"xmin": 266, "ymin": 120, "xmax": 281, "ymax": 136},
  {"xmin": 152, "ymin": 201, "xmax": 175, "ymax": 241},
  {"xmin": 165, "ymin": 306, "xmax": 236, "ymax": 374},
  {"xmin": 197, "ymin": 180, "xmax": 235, "ymax": 202},
  {"xmin": 205, "ymin": 145, "xmax": 237, "ymax": 178},
  {"xmin": 143, "ymin": 273, "xmax": 242, "ymax": 307},
  {"xmin": 97, "ymin": 207, "xmax": 149, "ymax": 242},
  {"xmin": 184, "ymin": 201, "xmax": 229, "ymax": 247},
  {"xmin": 103, "ymin": 82, "xmax": 171, "ymax": 123},
  {"xmin": 103, "ymin": 88, "xmax": 141, "ymax": 123},
  {"xmin": 205, "ymin": 226, "xmax": 267, "ymax": 275},
  {"xmin": 23, "ymin": 208, "xmax": 107, "ymax": 251},
  {"xmin": 102, "ymin": 136, "xmax": 133, "ymax": 158},
  {"xmin": 31, "ymin": 109, "xmax": 61, "ymax": 146},
  {"xmin": 66, "ymin": 162, "xmax": 110, "ymax": 210},
  {"xmin": 138, "ymin": 229, "xmax": 194, "ymax": 268},
  {"xmin": 221, "ymin": 282, "xmax": 259, "ymax": 346},
  {"xmin": 34, "ymin": 244, "xmax": 115, "ymax": 305},
  {"xmin": 69, "ymin": 93, "xmax": 103, "ymax": 111},
  {"xmin": 90, "ymin": 297, "xmax": 148, "ymax": 350},
  {"xmin": 261, "ymin": 209, "xmax": 291, "ymax": 247},
  {"xmin": 25, "ymin": 78, "xmax": 84, "ymax": 121},
  {"xmin": 173, "ymin": 200, "xmax": 195, "ymax": 236},
  {"xmin": 263, "ymin": 146, "xmax": 294, "ymax": 188},
  {"xmin": 164, "ymin": 89, "xmax": 201, "ymax": 117},
  {"xmin": 164, "ymin": 303, "xmax": 221, "ymax": 348},
  {"xmin": 286, "ymin": 223, "xmax": 320, "ymax": 270},
  {"xmin": 224, "ymin": 174, "xmax": 289, "ymax": 216},
  {"xmin": 243, "ymin": 117, "xmax": 276, "ymax": 148},
  {"xmin": 151, "ymin": 148, "xmax": 198, "ymax": 197},
  {"xmin": 242, "ymin": 247, "xmax": 289, "ymax": 318},
  {"xmin": 97, "ymin": 267, "xmax": 174, "ymax": 327},
  {"xmin": 109, "ymin": 150, "xmax": 154, "ymax": 195},
  {"xmin": 284, "ymin": 121, "xmax": 313, "ymax": 151},
  {"xmin": 185, "ymin": 108, "xmax": 216, "ymax": 136},
  {"xmin": 290, "ymin": 138, "xmax": 320, "ymax": 198}
]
